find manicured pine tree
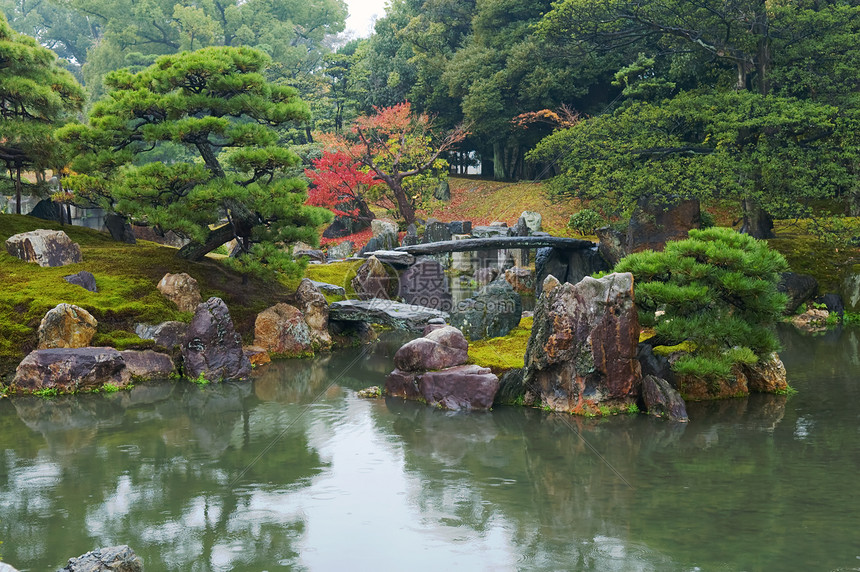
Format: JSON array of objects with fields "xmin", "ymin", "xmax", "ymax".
[
  {"xmin": 614, "ymin": 227, "xmax": 788, "ymax": 379},
  {"xmin": 60, "ymin": 46, "xmax": 331, "ymax": 279},
  {"xmin": 0, "ymin": 12, "xmax": 84, "ymax": 214}
]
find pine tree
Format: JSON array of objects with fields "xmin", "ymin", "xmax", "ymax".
[
  {"xmin": 60, "ymin": 46, "xmax": 331, "ymax": 278},
  {"xmin": 0, "ymin": 12, "xmax": 84, "ymax": 214},
  {"xmin": 615, "ymin": 228, "xmax": 788, "ymax": 379}
]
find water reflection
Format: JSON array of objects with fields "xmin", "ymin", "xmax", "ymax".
[{"xmin": 0, "ymin": 327, "xmax": 858, "ymax": 571}]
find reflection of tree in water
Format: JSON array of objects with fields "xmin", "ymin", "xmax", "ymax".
[
  {"xmin": 381, "ymin": 392, "xmax": 802, "ymax": 570},
  {"xmin": 0, "ymin": 381, "xmax": 326, "ymax": 570}
]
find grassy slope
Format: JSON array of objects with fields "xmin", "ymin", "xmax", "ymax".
[{"xmin": 0, "ymin": 215, "xmax": 297, "ymax": 377}]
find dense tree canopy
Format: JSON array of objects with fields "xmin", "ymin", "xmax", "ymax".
[
  {"xmin": 0, "ymin": 10, "xmax": 84, "ymax": 213},
  {"xmin": 59, "ymin": 46, "xmax": 330, "ymax": 277}
]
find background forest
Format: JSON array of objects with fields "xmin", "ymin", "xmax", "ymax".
[{"xmin": 4, "ymin": 0, "xmax": 860, "ymax": 247}]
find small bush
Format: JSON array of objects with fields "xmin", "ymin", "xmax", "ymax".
[{"xmin": 567, "ymin": 209, "xmax": 605, "ymax": 236}]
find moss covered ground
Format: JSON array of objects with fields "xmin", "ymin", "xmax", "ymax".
[
  {"xmin": 467, "ymin": 316, "xmax": 533, "ymax": 374},
  {"xmin": 0, "ymin": 214, "xmax": 297, "ymax": 377}
]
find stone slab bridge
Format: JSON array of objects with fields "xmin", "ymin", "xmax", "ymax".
[{"xmin": 391, "ymin": 235, "xmax": 596, "ymax": 255}]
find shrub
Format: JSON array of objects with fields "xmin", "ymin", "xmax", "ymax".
[
  {"xmin": 567, "ymin": 209, "xmax": 605, "ymax": 236},
  {"xmin": 615, "ymin": 227, "xmax": 788, "ymax": 380}
]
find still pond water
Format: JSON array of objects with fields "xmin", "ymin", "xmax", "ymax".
[{"xmin": 1, "ymin": 325, "xmax": 858, "ymax": 571}]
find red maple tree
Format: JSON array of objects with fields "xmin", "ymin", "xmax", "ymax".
[{"xmin": 304, "ymin": 151, "xmax": 380, "ymax": 218}]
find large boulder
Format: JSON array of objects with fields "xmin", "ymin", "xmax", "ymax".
[
  {"xmin": 595, "ymin": 226, "xmax": 628, "ymax": 267},
  {"xmin": 120, "ymin": 350, "xmax": 175, "ymax": 380},
  {"xmin": 63, "ymin": 270, "xmax": 98, "ymax": 292},
  {"xmin": 386, "ymin": 364, "xmax": 499, "ymax": 411},
  {"xmin": 641, "ymin": 375, "xmax": 689, "ymax": 422},
  {"xmin": 393, "ymin": 326, "xmax": 468, "ymax": 371},
  {"xmin": 183, "ymin": 297, "xmax": 251, "ymax": 381},
  {"xmin": 627, "ymin": 195, "xmax": 700, "ymax": 253},
  {"xmin": 157, "ymin": 272, "xmax": 201, "ymax": 313},
  {"xmin": 358, "ymin": 219, "xmax": 398, "ymax": 254},
  {"xmin": 253, "ymin": 302, "xmax": 314, "ymax": 357},
  {"xmin": 326, "ymin": 240, "xmax": 354, "ymax": 260},
  {"xmin": 294, "ymin": 279, "xmax": 332, "ymax": 350},
  {"xmin": 450, "ymin": 279, "xmax": 521, "ymax": 340},
  {"xmin": 13, "ymin": 348, "xmax": 129, "ymax": 392},
  {"xmin": 329, "ymin": 299, "xmax": 448, "ymax": 331},
  {"xmin": 351, "ymin": 256, "xmax": 397, "ymax": 300},
  {"xmin": 676, "ymin": 364, "xmax": 749, "ymax": 401},
  {"xmin": 778, "ymin": 272, "xmax": 818, "ymax": 315},
  {"xmin": 5, "ymin": 229, "xmax": 82, "ymax": 267},
  {"xmin": 59, "ymin": 545, "xmax": 143, "ymax": 572},
  {"xmin": 37, "ymin": 303, "xmax": 97, "ymax": 349},
  {"xmin": 434, "ymin": 179, "xmax": 451, "ymax": 201},
  {"xmin": 840, "ymin": 264, "xmax": 860, "ymax": 312},
  {"xmin": 519, "ymin": 211, "xmax": 542, "ymax": 234},
  {"xmin": 104, "ymin": 213, "xmax": 137, "ymax": 244},
  {"xmin": 398, "ymin": 258, "xmax": 452, "ymax": 311},
  {"xmin": 524, "ymin": 272, "xmax": 641, "ymax": 415}
]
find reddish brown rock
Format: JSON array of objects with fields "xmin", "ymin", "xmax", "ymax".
[
  {"xmin": 393, "ymin": 327, "xmax": 468, "ymax": 372},
  {"xmin": 183, "ymin": 297, "xmax": 251, "ymax": 381},
  {"xmin": 243, "ymin": 345, "xmax": 271, "ymax": 367},
  {"xmin": 627, "ymin": 195, "xmax": 700, "ymax": 253},
  {"xmin": 385, "ymin": 365, "xmax": 499, "ymax": 411},
  {"xmin": 37, "ymin": 303, "xmax": 98, "ymax": 349},
  {"xmin": 677, "ymin": 364, "xmax": 749, "ymax": 401},
  {"xmin": 744, "ymin": 352, "xmax": 788, "ymax": 394},
  {"xmin": 5, "ymin": 229, "xmax": 82, "ymax": 267},
  {"xmin": 524, "ymin": 272, "xmax": 641, "ymax": 415},
  {"xmin": 157, "ymin": 272, "xmax": 201, "ymax": 312},
  {"xmin": 13, "ymin": 348, "xmax": 130, "ymax": 392},
  {"xmin": 254, "ymin": 303, "xmax": 314, "ymax": 357},
  {"xmin": 120, "ymin": 350, "xmax": 175, "ymax": 380}
]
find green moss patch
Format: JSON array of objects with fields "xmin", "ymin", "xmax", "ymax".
[
  {"xmin": 302, "ymin": 260, "xmax": 368, "ymax": 302},
  {"xmin": 0, "ymin": 214, "xmax": 295, "ymax": 376},
  {"xmin": 768, "ymin": 220, "xmax": 860, "ymax": 294},
  {"xmin": 467, "ymin": 316, "xmax": 533, "ymax": 374}
]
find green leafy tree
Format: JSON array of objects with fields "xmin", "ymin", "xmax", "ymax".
[
  {"xmin": 0, "ymin": 11, "xmax": 84, "ymax": 213},
  {"xmin": 529, "ymin": 90, "xmax": 853, "ymax": 228},
  {"xmin": 536, "ymin": 0, "xmax": 860, "ymax": 236},
  {"xmin": 615, "ymin": 227, "xmax": 788, "ymax": 380},
  {"xmin": 60, "ymin": 46, "xmax": 330, "ymax": 278}
]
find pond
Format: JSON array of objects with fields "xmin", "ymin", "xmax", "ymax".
[{"xmin": 1, "ymin": 325, "xmax": 858, "ymax": 571}]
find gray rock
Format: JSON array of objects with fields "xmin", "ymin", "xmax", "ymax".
[
  {"xmin": 447, "ymin": 221, "xmax": 472, "ymax": 234},
  {"xmin": 641, "ymin": 375, "xmax": 689, "ymax": 422},
  {"xmin": 524, "ymin": 273, "xmax": 641, "ymax": 414},
  {"xmin": 134, "ymin": 321, "xmax": 187, "ymax": 350},
  {"xmin": 423, "ymin": 221, "xmax": 453, "ymax": 243},
  {"xmin": 104, "ymin": 213, "xmax": 137, "ymax": 244},
  {"xmin": 471, "ymin": 225, "xmax": 510, "ymax": 238},
  {"xmin": 5, "ymin": 229, "xmax": 82, "ymax": 267},
  {"xmin": 13, "ymin": 348, "xmax": 129, "ymax": 392},
  {"xmin": 63, "ymin": 270, "xmax": 98, "ymax": 292},
  {"xmin": 361, "ymin": 249, "xmax": 415, "ymax": 267},
  {"xmin": 814, "ymin": 293, "xmax": 844, "ymax": 316},
  {"xmin": 359, "ymin": 234, "xmax": 398, "ymax": 255},
  {"xmin": 511, "ymin": 216, "xmax": 530, "ymax": 237},
  {"xmin": 295, "ymin": 278, "xmax": 332, "ymax": 350},
  {"xmin": 495, "ymin": 368, "xmax": 527, "ymax": 405},
  {"xmin": 326, "ymin": 240, "xmax": 354, "ymax": 260},
  {"xmin": 58, "ymin": 545, "xmax": 143, "ymax": 572},
  {"xmin": 434, "ymin": 179, "xmax": 451, "ymax": 201},
  {"xmin": 121, "ymin": 350, "xmax": 175, "ymax": 380},
  {"xmin": 595, "ymin": 226, "xmax": 629, "ymax": 267},
  {"xmin": 322, "ymin": 197, "xmax": 374, "ymax": 239},
  {"xmin": 0, "ymin": 562, "xmax": 20, "ymax": 572},
  {"xmin": 398, "ymin": 259, "xmax": 452, "ymax": 311},
  {"xmin": 778, "ymin": 272, "xmax": 818, "ymax": 314},
  {"xmin": 293, "ymin": 247, "xmax": 326, "ymax": 263},
  {"xmin": 183, "ymin": 297, "xmax": 251, "ymax": 381},
  {"xmin": 519, "ymin": 211, "xmax": 542, "ymax": 233},
  {"xmin": 309, "ymin": 280, "xmax": 346, "ymax": 297},
  {"xmin": 351, "ymin": 256, "xmax": 398, "ymax": 300},
  {"xmin": 329, "ymin": 299, "xmax": 448, "ymax": 332},
  {"xmin": 450, "ymin": 279, "xmax": 522, "ymax": 340},
  {"xmin": 372, "ymin": 218, "xmax": 399, "ymax": 239}
]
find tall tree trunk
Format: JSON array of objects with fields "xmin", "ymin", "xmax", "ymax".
[
  {"xmin": 493, "ymin": 141, "xmax": 506, "ymax": 181},
  {"xmin": 388, "ymin": 177, "xmax": 415, "ymax": 225},
  {"xmin": 740, "ymin": 197, "xmax": 774, "ymax": 239},
  {"xmin": 15, "ymin": 165, "xmax": 22, "ymax": 215}
]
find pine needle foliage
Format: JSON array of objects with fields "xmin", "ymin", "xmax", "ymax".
[
  {"xmin": 0, "ymin": 12, "xmax": 84, "ymax": 212},
  {"xmin": 59, "ymin": 46, "xmax": 331, "ymax": 279},
  {"xmin": 615, "ymin": 227, "xmax": 788, "ymax": 379}
]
